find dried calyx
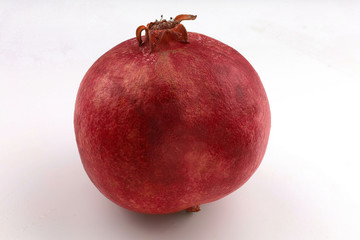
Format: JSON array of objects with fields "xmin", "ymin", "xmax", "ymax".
[
  {"xmin": 148, "ymin": 15, "xmax": 177, "ymax": 30},
  {"xmin": 136, "ymin": 14, "xmax": 197, "ymax": 53}
]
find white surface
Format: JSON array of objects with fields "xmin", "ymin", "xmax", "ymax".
[{"xmin": 1, "ymin": 1, "xmax": 360, "ymax": 239}]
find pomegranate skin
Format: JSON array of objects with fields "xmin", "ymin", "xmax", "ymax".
[{"xmin": 74, "ymin": 32, "xmax": 270, "ymax": 214}]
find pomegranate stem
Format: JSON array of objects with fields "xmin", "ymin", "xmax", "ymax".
[{"xmin": 185, "ymin": 205, "xmax": 200, "ymax": 212}]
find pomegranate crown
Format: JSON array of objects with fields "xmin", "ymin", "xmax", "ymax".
[{"xmin": 136, "ymin": 14, "xmax": 197, "ymax": 53}]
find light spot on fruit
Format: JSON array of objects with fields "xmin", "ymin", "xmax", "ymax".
[
  {"xmin": 92, "ymin": 72, "xmax": 111, "ymax": 108},
  {"xmin": 184, "ymin": 146, "xmax": 214, "ymax": 180},
  {"xmin": 121, "ymin": 63, "xmax": 153, "ymax": 98},
  {"xmin": 127, "ymin": 128, "xmax": 139, "ymax": 141}
]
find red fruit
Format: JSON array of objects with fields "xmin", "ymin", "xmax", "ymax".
[{"xmin": 74, "ymin": 14, "xmax": 271, "ymax": 214}]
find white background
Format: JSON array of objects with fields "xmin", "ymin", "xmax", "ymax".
[{"xmin": 1, "ymin": 0, "xmax": 360, "ymax": 239}]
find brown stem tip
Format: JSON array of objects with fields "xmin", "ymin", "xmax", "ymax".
[{"xmin": 185, "ymin": 205, "xmax": 201, "ymax": 212}]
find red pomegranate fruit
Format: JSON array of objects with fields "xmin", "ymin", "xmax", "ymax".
[{"xmin": 74, "ymin": 14, "xmax": 271, "ymax": 214}]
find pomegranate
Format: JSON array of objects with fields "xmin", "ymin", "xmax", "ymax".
[{"xmin": 74, "ymin": 14, "xmax": 271, "ymax": 214}]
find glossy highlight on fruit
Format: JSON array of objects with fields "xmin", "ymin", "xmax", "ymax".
[{"xmin": 74, "ymin": 14, "xmax": 271, "ymax": 214}]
